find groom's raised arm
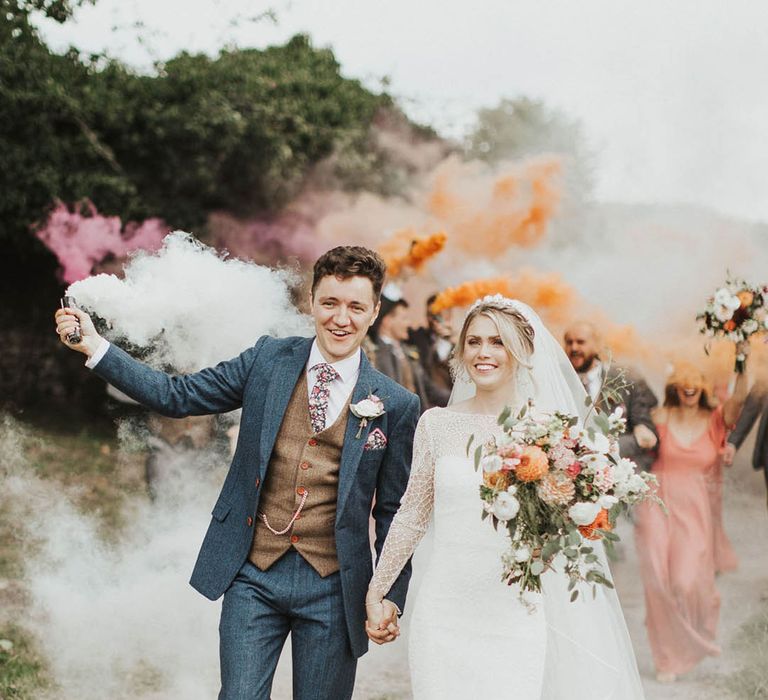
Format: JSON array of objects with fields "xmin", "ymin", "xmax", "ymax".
[
  {"xmin": 371, "ymin": 393, "xmax": 420, "ymax": 612},
  {"xmin": 92, "ymin": 340, "xmax": 266, "ymax": 417},
  {"xmin": 55, "ymin": 304, "xmax": 266, "ymax": 417}
]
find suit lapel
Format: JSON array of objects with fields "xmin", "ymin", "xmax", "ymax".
[
  {"xmin": 258, "ymin": 337, "xmax": 313, "ymax": 473},
  {"xmin": 337, "ymin": 352, "xmax": 380, "ymax": 518}
]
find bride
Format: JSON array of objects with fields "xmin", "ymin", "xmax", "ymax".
[{"xmin": 365, "ymin": 296, "xmax": 644, "ymax": 699}]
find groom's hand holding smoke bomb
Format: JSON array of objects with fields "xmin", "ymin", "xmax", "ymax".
[{"xmin": 54, "ymin": 301, "xmax": 103, "ymax": 358}]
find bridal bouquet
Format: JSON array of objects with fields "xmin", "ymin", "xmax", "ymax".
[
  {"xmin": 697, "ymin": 276, "xmax": 767, "ymax": 372},
  {"xmin": 470, "ymin": 403, "xmax": 658, "ymax": 603}
]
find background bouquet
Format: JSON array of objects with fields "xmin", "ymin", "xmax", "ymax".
[
  {"xmin": 470, "ymin": 402, "xmax": 658, "ymax": 603},
  {"xmin": 697, "ymin": 276, "xmax": 767, "ymax": 372}
]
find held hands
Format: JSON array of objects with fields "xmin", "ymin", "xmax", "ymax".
[
  {"xmin": 54, "ymin": 306, "xmax": 103, "ymax": 358},
  {"xmin": 365, "ymin": 598, "xmax": 400, "ymax": 645},
  {"xmin": 633, "ymin": 424, "xmax": 658, "ymax": 450}
]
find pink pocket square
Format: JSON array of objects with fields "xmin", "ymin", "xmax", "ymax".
[{"xmin": 364, "ymin": 428, "xmax": 387, "ymax": 451}]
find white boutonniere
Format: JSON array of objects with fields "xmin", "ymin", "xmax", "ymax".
[{"xmin": 350, "ymin": 394, "xmax": 385, "ymax": 438}]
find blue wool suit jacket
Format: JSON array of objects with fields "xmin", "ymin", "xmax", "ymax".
[{"xmin": 92, "ymin": 335, "xmax": 420, "ymax": 657}]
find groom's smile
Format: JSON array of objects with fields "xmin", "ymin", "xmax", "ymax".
[{"xmin": 310, "ymin": 274, "xmax": 380, "ymax": 363}]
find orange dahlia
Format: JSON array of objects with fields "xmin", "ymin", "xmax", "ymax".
[
  {"xmin": 724, "ymin": 319, "xmax": 737, "ymax": 331},
  {"xmin": 515, "ymin": 445, "xmax": 549, "ymax": 482},
  {"xmin": 578, "ymin": 508, "xmax": 612, "ymax": 540},
  {"xmin": 484, "ymin": 470, "xmax": 511, "ymax": 490},
  {"xmin": 536, "ymin": 471, "xmax": 576, "ymax": 506}
]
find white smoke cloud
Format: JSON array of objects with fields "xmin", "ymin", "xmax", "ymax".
[{"xmin": 67, "ymin": 232, "xmax": 312, "ymax": 371}]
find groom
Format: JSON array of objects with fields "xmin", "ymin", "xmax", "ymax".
[{"xmin": 54, "ymin": 246, "xmax": 420, "ymax": 699}]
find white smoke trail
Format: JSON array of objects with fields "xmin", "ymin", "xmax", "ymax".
[{"xmin": 67, "ymin": 231, "xmax": 312, "ymax": 370}]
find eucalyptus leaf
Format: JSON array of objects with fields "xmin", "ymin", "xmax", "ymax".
[
  {"xmin": 568, "ymin": 530, "xmax": 581, "ymax": 547},
  {"xmin": 531, "ymin": 561, "xmax": 545, "ymax": 576},
  {"xmin": 497, "ymin": 405, "xmax": 511, "ymax": 426},
  {"xmin": 473, "ymin": 444, "xmax": 483, "ymax": 471},
  {"xmin": 570, "ymin": 589, "xmax": 579, "ymax": 602},
  {"xmin": 466, "ymin": 433, "xmax": 475, "ymax": 458}
]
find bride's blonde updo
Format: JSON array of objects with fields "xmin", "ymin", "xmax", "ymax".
[{"xmin": 451, "ymin": 297, "xmax": 535, "ymax": 379}]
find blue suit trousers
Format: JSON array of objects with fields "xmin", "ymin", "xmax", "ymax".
[{"xmin": 218, "ymin": 551, "xmax": 357, "ymax": 700}]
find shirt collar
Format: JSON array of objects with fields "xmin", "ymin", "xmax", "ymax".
[{"xmin": 307, "ymin": 339, "xmax": 361, "ymax": 383}]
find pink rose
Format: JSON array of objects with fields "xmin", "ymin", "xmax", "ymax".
[{"xmin": 566, "ymin": 462, "xmax": 582, "ymax": 478}]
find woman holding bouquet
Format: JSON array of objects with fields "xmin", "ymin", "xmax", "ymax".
[
  {"xmin": 634, "ymin": 358, "xmax": 747, "ymax": 683},
  {"xmin": 365, "ymin": 296, "xmax": 644, "ymax": 699}
]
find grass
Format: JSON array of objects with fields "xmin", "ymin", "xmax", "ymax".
[
  {"xmin": 17, "ymin": 417, "xmax": 147, "ymax": 538},
  {"xmin": 723, "ymin": 602, "xmax": 768, "ymax": 698},
  {"xmin": 0, "ymin": 625, "xmax": 51, "ymax": 700}
]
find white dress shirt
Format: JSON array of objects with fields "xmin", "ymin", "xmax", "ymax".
[
  {"xmin": 86, "ymin": 337, "xmax": 361, "ymax": 427},
  {"xmin": 581, "ymin": 359, "xmax": 603, "ymax": 403}
]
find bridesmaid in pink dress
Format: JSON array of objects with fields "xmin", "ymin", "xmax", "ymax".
[{"xmin": 635, "ymin": 361, "xmax": 747, "ymax": 683}]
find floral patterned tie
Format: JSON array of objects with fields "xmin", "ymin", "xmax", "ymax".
[{"xmin": 308, "ymin": 363, "xmax": 340, "ymax": 433}]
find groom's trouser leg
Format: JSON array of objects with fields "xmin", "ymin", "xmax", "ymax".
[
  {"xmin": 289, "ymin": 553, "xmax": 357, "ymax": 700},
  {"xmin": 219, "ymin": 559, "xmax": 291, "ymax": 700}
]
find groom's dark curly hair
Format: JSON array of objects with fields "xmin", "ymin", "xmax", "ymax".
[{"xmin": 312, "ymin": 246, "xmax": 387, "ymax": 301}]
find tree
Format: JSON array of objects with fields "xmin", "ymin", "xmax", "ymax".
[{"xmin": 465, "ymin": 97, "xmax": 594, "ymax": 198}]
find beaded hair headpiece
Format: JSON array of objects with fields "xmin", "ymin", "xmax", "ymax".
[{"xmin": 468, "ymin": 294, "xmax": 522, "ymax": 315}]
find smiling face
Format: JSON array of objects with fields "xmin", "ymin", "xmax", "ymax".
[
  {"xmin": 564, "ymin": 322, "xmax": 599, "ymax": 373},
  {"xmin": 675, "ymin": 383, "xmax": 703, "ymax": 407},
  {"xmin": 310, "ymin": 275, "xmax": 380, "ymax": 362},
  {"xmin": 461, "ymin": 315, "xmax": 517, "ymax": 390}
]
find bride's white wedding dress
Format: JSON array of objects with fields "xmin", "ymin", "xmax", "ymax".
[{"xmin": 369, "ymin": 406, "xmax": 645, "ymax": 699}]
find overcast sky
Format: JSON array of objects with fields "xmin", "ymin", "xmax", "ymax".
[{"xmin": 36, "ymin": 0, "xmax": 768, "ymax": 223}]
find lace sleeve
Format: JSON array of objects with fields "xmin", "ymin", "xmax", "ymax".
[{"xmin": 368, "ymin": 411, "xmax": 435, "ymax": 601}]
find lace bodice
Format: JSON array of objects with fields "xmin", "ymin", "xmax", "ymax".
[{"xmin": 368, "ymin": 407, "xmax": 499, "ymax": 601}]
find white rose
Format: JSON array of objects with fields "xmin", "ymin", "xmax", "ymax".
[
  {"xmin": 568, "ymin": 501, "xmax": 602, "ymax": 526},
  {"xmin": 743, "ymin": 319, "xmax": 758, "ymax": 334},
  {"xmin": 714, "ymin": 305, "xmax": 734, "ymax": 323},
  {"xmin": 513, "ymin": 545, "xmax": 531, "ymax": 562},
  {"xmin": 598, "ymin": 494, "xmax": 619, "ymax": 509},
  {"xmin": 714, "ymin": 287, "xmax": 732, "ymax": 306},
  {"xmin": 481, "ymin": 454, "xmax": 503, "ymax": 473},
  {"xmin": 352, "ymin": 398, "xmax": 383, "ymax": 418},
  {"xmin": 492, "ymin": 492, "xmax": 520, "ymax": 521}
]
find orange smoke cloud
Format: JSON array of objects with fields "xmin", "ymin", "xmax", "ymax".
[
  {"xmin": 430, "ymin": 271, "xmax": 657, "ymax": 366},
  {"xmin": 379, "ymin": 229, "xmax": 447, "ymax": 278},
  {"xmin": 426, "ymin": 158, "xmax": 562, "ymax": 256},
  {"xmin": 429, "ymin": 271, "xmax": 574, "ymax": 323}
]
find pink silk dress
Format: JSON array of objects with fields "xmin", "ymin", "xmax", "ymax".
[{"xmin": 635, "ymin": 407, "xmax": 729, "ymax": 675}]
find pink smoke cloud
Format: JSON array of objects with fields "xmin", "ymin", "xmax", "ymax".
[{"xmin": 35, "ymin": 200, "xmax": 169, "ymax": 283}]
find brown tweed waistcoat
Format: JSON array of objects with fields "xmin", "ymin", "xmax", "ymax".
[{"xmin": 249, "ymin": 373, "xmax": 350, "ymax": 577}]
